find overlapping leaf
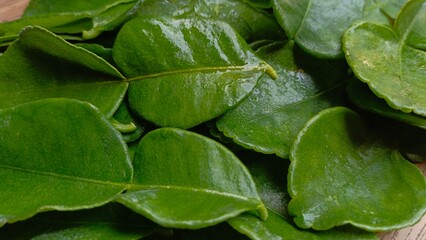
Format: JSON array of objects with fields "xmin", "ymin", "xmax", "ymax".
[
  {"xmin": 216, "ymin": 41, "xmax": 347, "ymax": 158},
  {"xmin": 288, "ymin": 107, "xmax": 426, "ymax": 231},
  {"xmin": 272, "ymin": 0, "xmax": 406, "ymax": 58},
  {"xmin": 117, "ymin": 128, "xmax": 267, "ymax": 229},
  {"xmin": 136, "ymin": 0, "xmax": 284, "ymax": 43},
  {"xmin": 343, "ymin": 0, "xmax": 426, "ymax": 116},
  {"xmin": 113, "ymin": 17, "xmax": 275, "ymax": 129},
  {"xmin": 0, "ymin": 204, "xmax": 156, "ymax": 239},
  {"xmin": 0, "ymin": 99, "xmax": 133, "ymax": 226},
  {"xmin": 0, "ymin": 26, "xmax": 127, "ymax": 118},
  {"xmin": 0, "ymin": 0, "xmax": 139, "ymax": 42},
  {"xmin": 228, "ymin": 152, "xmax": 378, "ymax": 240},
  {"xmin": 346, "ymin": 79, "xmax": 426, "ymax": 129}
]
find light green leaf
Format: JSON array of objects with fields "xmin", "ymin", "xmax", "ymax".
[
  {"xmin": 136, "ymin": 0, "xmax": 284, "ymax": 43},
  {"xmin": 395, "ymin": 0, "xmax": 426, "ymax": 50},
  {"xmin": 117, "ymin": 128, "xmax": 267, "ymax": 229},
  {"xmin": 112, "ymin": 100, "xmax": 145, "ymax": 143},
  {"xmin": 0, "ymin": 98, "xmax": 133, "ymax": 226},
  {"xmin": 113, "ymin": 17, "xmax": 275, "ymax": 129},
  {"xmin": 343, "ymin": 7, "xmax": 426, "ymax": 116},
  {"xmin": 346, "ymin": 79, "xmax": 426, "ymax": 129},
  {"xmin": 272, "ymin": 0, "xmax": 406, "ymax": 58},
  {"xmin": 0, "ymin": 26, "xmax": 127, "ymax": 118},
  {"xmin": 0, "ymin": 204, "xmax": 156, "ymax": 240},
  {"xmin": 288, "ymin": 107, "xmax": 426, "ymax": 231},
  {"xmin": 217, "ymin": 41, "xmax": 348, "ymax": 158},
  {"xmin": 242, "ymin": 0, "xmax": 272, "ymax": 8}
]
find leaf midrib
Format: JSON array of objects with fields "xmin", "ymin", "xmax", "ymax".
[
  {"xmin": 0, "ymin": 164, "xmax": 128, "ymax": 187},
  {"xmin": 127, "ymin": 184, "xmax": 261, "ymax": 203}
]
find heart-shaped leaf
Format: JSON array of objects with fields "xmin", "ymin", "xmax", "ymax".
[
  {"xmin": 0, "ymin": 98, "xmax": 133, "ymax": 226},
  {"xmin": 288, "ymin": 107, "xmax": 426, "ymax": 231},
  {"xmin": 135, "ymin": 0, "xmax": 284, "ymax": 43},
  {"xmin": 117, "ymin": 128, "xmax": 267, "ymax": 229},
  {"xmin": 216, "ymin": 41, "xmax": 348, "ymax": 158},
  {"xmin": 0, "ymin": 26, "xmax": 127, "ymax": 118},
  {"xmin": 0, "ymin": 204, "xmax": 156, "ymax": 240},
  {"xmin": 343, "ymin": 0, "xmax": 426, "ymax": 116},
  {"xmin": 346, "ymin": 79, "xmax": 426, "ymax": 130},
  {"xmin": 272, "ymin": 0, "xmax": 406, "ymax": 58},
  {"xmin": 113, "ymin": 17, "xmax": 275, "ymax": 129}
]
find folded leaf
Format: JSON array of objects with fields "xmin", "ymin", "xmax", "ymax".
[
  {"xmin": 117, "ymin": 128, "xmax": 267, "ymax": 229},
  {"xmin": 346, "ymin": 79, "xmax": 426, "ymax": 130},
  {"xmin": 113, "ymin": 17, "xmax": 275, "ymax": 128},
  {"xmin": 0, "ymin": 98, "xmax": 133, "ymax": 226},
  {"xmin": 136, "ymin": 0, "xmax": 284, "ymax": 43},
  {"xmin": 217, "ymin": 41, "xmax": 348, "ymax": 158},
  {"xmin": 0, "ymin": 26, "xmax": 127, "ymax": 118},
  {"xmin": 272, "ymin": 0, "xmax": 406, "ymax": 58},
  {"xmin": 288, "ymin": 107, "xmax": 426, "ymax": 231},
  {"xmin": 343, "ymin": 0, "xmax": 426, "ymax": 116},
  {"xmin": 0, "ymin": 204, "xmax": 155, "ymax": 240}
]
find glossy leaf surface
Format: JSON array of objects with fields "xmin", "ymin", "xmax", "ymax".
[
  {"xmin": 113, "ymin": 17, "xmax": 275, "ymax": 129},
  {"xmin": 229, "ymin": 211, "xmax": 378, "ymax": 240},
  {"xmin": 136, "ymin": 0, "xmax": 284, "ymax": 43},
  {"xmin": 347, "ymin": 79, "xmax": 426, "ymax": 130},
  {"xmin": 0, "ymin": 204, "xmax": 155, "ymax": 240},
  {"xmin": 272, "ymin": 0, "xmax": 405, "ymax": 58},
  {"xmin": 0, "ymin": 99, "xmax": 133, "ymax": 226},
  {"xmin": 0, "ymin": 26, "xmax": 127, "ymax": 118},
  {"xmin": 117, "ymin": 128, "xmax": 267, "ymax": 229},
  {"xmin": 288, "ymin": 107, "xmax": 426, "ymax": 231},
  {"xmin": 217, "ymin": 41, "xmax": 348, "ymax": 158},
  {"xmin": 343, "ymin": 1, "xmax": 426, "ymax": 116},
  {"xmin": 230, "ymin": 151, "xmax": 378, "ymax": 240},
  {"xmin": 0, "ymin": 0, "xmax": 137, "ymax": 41}
]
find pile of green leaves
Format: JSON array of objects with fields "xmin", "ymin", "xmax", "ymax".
[{"xmin": 0, "ymin": 0, "xmax": 425, "ymax": 239}]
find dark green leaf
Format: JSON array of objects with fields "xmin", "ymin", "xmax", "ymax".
[
  {"xmin": 0, "ymin": 26, "xmax": 127, "ymax": 117},
  {"xmin": 288, "ymin": 107, "xmax": 426, "ymax": 231},
  {"xmin": 113, "ymin": 17, "xmax": 275, "ymax": 129},
  {"xmin": 112, "ymin": 100, "xmax": 145, "ymax": 143},
  {"xmin": 343, "ymin": 0, "xmax": 426, "ymax": 116},
  {"xmin": 346, "ymin": 79, "xmax": 426, "ymax": 129},
  {"xmin": 136, "ymin": 0, "xmax": 284, "ymax": 43},
  {"xmin": 217, "ymin": 41, "xmax": 348, "ymax": 158},
  {"xmin": 0, "ymin": 98, "xmax": 133, "ymax": 226},
  {"xmin": 0, "ymin": 204, "xmax": 155, "ymax": 240},
  {"xmin": 117, "ymin": 128, "xmax": 267, "ymax": 229},
  {"xmin": 272, "ymin": 0, "xmax": 406, "ymax": 58}
]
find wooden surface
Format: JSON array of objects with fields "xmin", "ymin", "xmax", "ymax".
[{"xmin": 1, "ymin": 1, "xmax": 426, "ymax": 240}]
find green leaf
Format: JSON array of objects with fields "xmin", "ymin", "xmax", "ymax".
[
  {"xmin": 229, "ymin": 151, "xmax": 378, "ymax": 240},
  {"xmin": 216, "ymin": 41, "xmax": 348, "ymax": 158},
  {"xmin": 0, "ymin": 26, "xmax": 127, "ymax": 118},
  {"xmin": 0, "ymin": 98, "xmax": 133, "ymax": 226},
  {"xmin": 0, "ymin": 0, "xmax": 138, "ymax": 42},
  {"xmin": 242, "ymin": 0, "xmax": 272, "ymax": 8},
  {"xmin": 395, "ymin": 0, "xmax": 426, "ymax": 50},
  {"xmin": 112, "ymin": 100, "xmax": 145, "ymax": 143},
  {"xmin": 288, "ymin": 107, "xmax": 426, "ymax": 231},
  {"xmin": 343, "ymin": 1, "xmax": 426, "ymax": 116},
  {"xmin": 113, "ymin": 17, "xmax": 275, "ymax": 129},
  {"xmin": 229, "ymin": 211, "xmax": 379, "ymax": 240},
  {"xmin": 272, "ymin": 0, "xmax": 406, "ymax": 58},
  {"xmin": 177, "ymin": 223, "xmax": 250, "ymax": 240},
  {"xmin": 136, "ymin": 0, "xmax": 284, "ymax": 43},
  {"xmin": 346, "ymin": 79, "xmax": 426, "ymax": 130},
  {"xmin": 0, "ymin": 204, "xmax": 156, "ymax": 240},
  {"xmin": 117, "ymin": 128, "xmax": 267, "ymax": 229}
]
